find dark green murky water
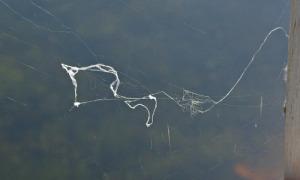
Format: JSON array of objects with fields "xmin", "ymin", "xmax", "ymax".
[{"xmin": 0, "ymin": 0, "xmax": 289, "ymax": 179}]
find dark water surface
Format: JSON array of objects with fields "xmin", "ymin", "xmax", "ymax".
[{"xmin": 0, "ymin": 0, "xmax": 289, "ymax": 179}]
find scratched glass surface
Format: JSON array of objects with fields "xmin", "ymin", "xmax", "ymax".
[{"xmin": 0, "ymin": 0, "xmax": 289, "ymax": 179}]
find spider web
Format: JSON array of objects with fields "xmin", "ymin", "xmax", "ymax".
[
  {"xmin": 0, "ymin": 0, "xmax": 290, "ymax": 179},
  {"xmin": 60, "ymin": 27, "xmax": 288, "ymax": 127},
  {"xmin": 0, "ymin": 0, "xmax": 288, "ymax": 128}
]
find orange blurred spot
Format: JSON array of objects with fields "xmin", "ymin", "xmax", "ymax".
[{"xmin": 234, "ymin": 163, "xmax": 280, "ymax": 180}]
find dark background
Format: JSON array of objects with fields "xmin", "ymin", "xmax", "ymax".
[{"xmin": 0, "ymin": 0, "xmax": 289, "ymax": 179}]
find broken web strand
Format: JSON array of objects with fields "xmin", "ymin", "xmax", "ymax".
[
  {"xmin": 0, "ymin": 0, "xmax": 158, "ymax": 113},
  {"xmin": 0, "ymin": 0, "xmax": 288, "ymax": 126},
  {"xmin": 125, "ymin": 95, "xmax": 157, "ymax": 128},
  {"xmin": 61, "ymin": 63, "xmax": 159, "ymax": 127},
  {"xmin": 61, "ymin": 27, "xmax": 288, "ymax": 127},
  {"xmin": 0, "ymin": 0, "xmax": 165, "ymax": 97},
  {"xmin": 160, "ymin": 27, "xmax": 288, "ymax": 117},
  {"xmin": 215, "ymin": 26, "xmax": 289, "ymax": 105}
]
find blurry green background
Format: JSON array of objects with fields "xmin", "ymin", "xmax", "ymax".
[{"xmin": 0, "ymin": 0, "xmax": 289, "ymax": 179}]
